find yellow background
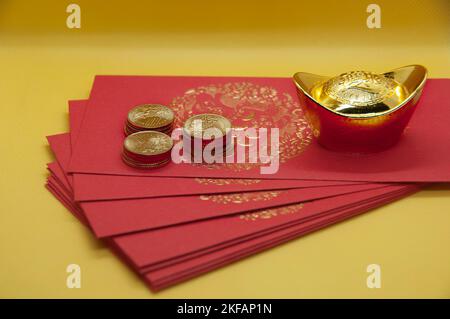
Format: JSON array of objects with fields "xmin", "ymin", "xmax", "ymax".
[{"xmin": 0, "ymin": 0, "xmax": 449, "ymax": 298}]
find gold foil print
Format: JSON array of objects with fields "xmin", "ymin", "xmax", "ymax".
[
  {"xmin": 170, "ymin": 82, "xmax": 313, "ymax": 172},
  {"xmin": 239, "ymin": 203, "xmax": 304, "ymax": 221},
  {"xmin": 195, "ymin": 178, "xmax": 262, "ymax": 186},
  {"xmin": 199, "ymin": 190, "xmax": 283, "ymax": 204}
]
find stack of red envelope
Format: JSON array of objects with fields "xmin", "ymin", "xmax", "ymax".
[{"xmin": 45, "ymin": 76, "xmax": 450, "ymax": 290}]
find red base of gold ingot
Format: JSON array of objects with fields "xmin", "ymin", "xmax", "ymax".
[{"xmin": 297, "ymin": 91, "xmax": 422, "ymax": 153}]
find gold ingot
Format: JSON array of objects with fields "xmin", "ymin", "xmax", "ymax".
[{"xmin": 293, "ymin": 65, "xmax": 427, "ymax": 153}]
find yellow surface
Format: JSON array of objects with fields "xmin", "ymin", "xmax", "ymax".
[{"xmin": 1, "ymin": 0, "xmax": 449, "ymax": 298}]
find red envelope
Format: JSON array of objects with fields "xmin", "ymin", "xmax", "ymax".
[
  {"xmin": 66, "ymin": 100, "xmax": 362, "ymax": 201},
  {"xmin": 48, "ymin": 134, "xmax": 389, "ymax": 238},
  {"xmin": 47, "ymin": 163, "xmax": 71, "ymax": 195},
  {"xmin": 46, "ymin": 83, "xmax": 429, "ymax": 290},
  {"xmin": 69, "ymin": 76, "xmax": 450, "ymax": 182},
  {"xmin": 47, "ymin": 159, "xmax": 417, "ymax": 290},
  {"xmin": 48, "ymin": 146, "xmax": 414, "ymax": 273},
  {"xmin": 144, "ymin": 186, "xmax": 418, "ymax": 290},
  {"xmin": 80, "ymin": 183, "xmax": 387, "ymax": 237},
  {"xmin": 48, "ymin": 103, "xmax": 404, "ymax": 242},
  {"xmin": 48, "ymin": 119, "xmax": 393, "ymax": 238},
  {"xmin": 109, "ymin": 184, "xmax": 412, "ymax": 272},
  {"xmin": 47, "ymin": 178, "xmax": 415, "ymax": 290},
  {"xmin": 50, "ymin": 175, "xmax": 418, "ymax": 282},
  {"xmin": 49, "ymin": 147, "xmax": 414, "ymax": 270}
]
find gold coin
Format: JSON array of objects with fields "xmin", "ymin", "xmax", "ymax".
[
  {"xmin": 123, "ymin": 131, "xmax": 173, "ymax": 156},
  {"xmin": 184, "ymin": 113, "xmax": 232, "ymax": 138},
  {"xmin": 127, "ymin": 104, "xmax": 174, "ymax": 129},
  {"xmin": 124, "ymin": 123, "xmax": 173, "ymax": 136},
  {"xmin": 122, "ymin": 153, "xmax": 170, "ymax": 168}
]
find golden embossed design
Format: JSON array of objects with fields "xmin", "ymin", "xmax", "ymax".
[
  {"xmin": 170, "ymin": 82, "xmax": 312, "ymax": 172},
  {"xmin": 324, "ymin": 71, "xmax": 397, "ymax": 106},
  {"xmin": 128, "ymin": 104, "xmax": 174, "ymax": 129},
  {"xmin": 124, "ymin": 131, "xmax": 173, "ymax": 155},
  {"xmin": 195, "ymin": 178, "xmax": 262, "ymax": 186},
  {"xmin": 312, "ymin": 71, "xmax": 409, "ymax": 116},
  {"xmin": 199, "ymin": 190, "xmax": 282, "ymax": 204},
  {"xmin": 239, "ymin": 203, "xmax": 304, "ymax": 221}
]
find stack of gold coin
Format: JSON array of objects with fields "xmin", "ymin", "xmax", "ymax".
[
  {"xmin": 125, "ymin": 104, "xmax": 174, "ymax": 136},
  {"xmin": 183, "ymin": 113, "xmax": 233, "ymax": 157},
  {"xmin": 122, "ymin": 131, "xmax": 173, "ymax": 169}
]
